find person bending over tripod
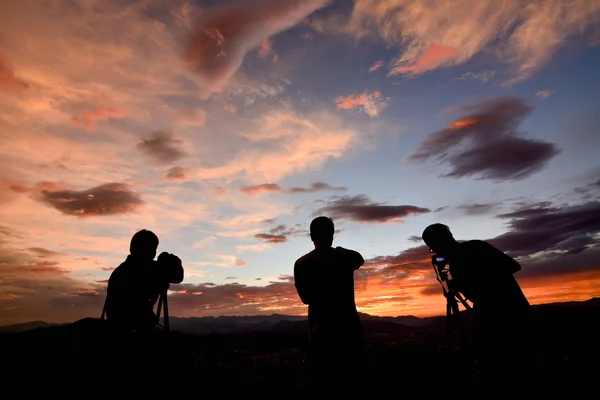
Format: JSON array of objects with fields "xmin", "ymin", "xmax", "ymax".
[
  {"xmin": 103, "ymin": 229, "xmax": 184, "ymax": 334},
  {"xmin": 422, "ymin": 223, "xmax": 534, "ymax": 386}
]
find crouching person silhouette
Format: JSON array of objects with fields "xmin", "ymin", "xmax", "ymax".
[
  {"xmin": 422, "ymin": 223, "xmax": 534, "ymax": 388},
  {"xmin": 294, "ymin": 217, "xmax": 367, "ymax": 393},
  {"xmin": 102, "ymin": 229, "xmax": 184, "ymax": 378}
]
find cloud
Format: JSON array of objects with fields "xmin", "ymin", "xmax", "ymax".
[
  {"xmin": 259, "ymin": 37, "xmax": 278, "ymax": 63},
  {"xmin": 314, "ymin": 194, "xmax": 431, "ymax": 223},
  {"xmin": 489, "ymin": 200, "xmax": 600, "ymax": 260},
  {"xmin": 240, "ymin": 181, "xmax": 347, "ymax": 195},
  {"xmin": 195, "ymin": 108, "xmax": 358, "ymax": 182},
  {"xmin": 166, "ymin": 167, "xmax": 191, "ymax": 182},
  {"xmin": 457, "ymin": 203, "xmax": 499, "ymax": 215},
  {"xmin": 368, "ymin": 60, "xmax": 384, "ymax": 72},
  {"xmin": 254, "ymin": 233, "xmax": 287, "ymax": 244},
  {"xmin": 193, "ymin": 254, "xmax": 248, "ymax": 268},
  {"xmin": 240, "ymin": 183, "xmax": 282, "ymax": 195},
  {"xmin": 287, "ymin": 182, "xmax": 348, "ymax": 193},
  {"xmin": 390, "ymin": 44, "xmax": 461, "ymax": 76},
  {"xmin": 137, "ymin": 131, "xmax": 186, "ymax": 164},
  {"xmin": 0, "ymin": 55, "xmax": 29, "ymax": 91},
  {"xmin": 31, "ymin": 182, "xmax": 145, "ymax": 218},
  {"xmin": 71, "ymin": 106, "xmax": 125, "ymax": 131},
  {"xmin": 536, "ymin": 90, "xmax": 554, "ymax": 100},
  {"xmin": 455, "ymin": 70, "xmax": 496, "ymax": 83},
  {"xmin": 186, "ymin": 0, "xmax": 330, "ymax": 93},
  {"xmin": 254, "ymin": 224, "xmax": 307, "ymax": 244},
  {"xmin": 341, "ymin": 0, "xmax": 600, "ymax": 83},
  {"xmin": 335, "ymin": 90, "xmax": 389, "ymax": 117},
  {"xmin": 407, "ymin": 97, "xmax": 560, "ymax": 181}
]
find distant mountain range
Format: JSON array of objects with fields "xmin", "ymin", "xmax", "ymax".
[{"xmin": 2, "ymin": 297, "xmax": 598, "ymax": 336}]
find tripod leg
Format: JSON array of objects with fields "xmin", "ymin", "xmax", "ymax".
[
  {"xmin": 446, "ymin": 301, "xmax": 453, "ymax": 345},
  {"xmin": 156, "ymin": 293, "xmax": 163, "ymax": 326},
  {"xmin": 162, "ymin": 291, "xmax": 169, "ymax": 331}
]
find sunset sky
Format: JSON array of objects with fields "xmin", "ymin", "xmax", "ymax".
[{"xmin": 1, "ymin": 0, "xmax": 599, "ymax": 325}]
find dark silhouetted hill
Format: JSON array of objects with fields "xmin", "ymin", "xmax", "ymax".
[{"xmin": 1, "ymin": 298, "xmax": 598, "ymax": 394}]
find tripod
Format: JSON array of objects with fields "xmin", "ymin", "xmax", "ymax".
[
  {"xmin": 444, "ymin": 289, "xmax": 471, "ymax": 348},
  {"xmin": 155, "ymin": 290, "xmax": 170, "ymax": 331},
  {"xmin": 432, "ymin": 259, "xmax": 472, "ymax": 348}
]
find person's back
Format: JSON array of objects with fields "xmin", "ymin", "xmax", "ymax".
[
  {"xmin": 295, "ymin": 246, "xmax": 363, "ymax": 336},
  {"xmin": 294, "ymin": 216, "xmax": 366, "ymax": 392},
  {"xmin": 453, "ymin": 239, "xmax": 530, "ymax": 313},
  {"xmin": 106, "ymin": 255, "xmax": 163, "ymax": 333}
]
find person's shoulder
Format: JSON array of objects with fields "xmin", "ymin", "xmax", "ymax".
[
  {"xmin": 107, "ymin": 261, "xmax": 127, "ymax": 283},
  {"xmin": 294, "ymin": 251, "xmax": 315, "ymax": 267}
]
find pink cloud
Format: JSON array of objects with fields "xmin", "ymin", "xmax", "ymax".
[
  {"xmin": 390, "ymin": 44, "xmax": 461, "ymax": 76},
  {"xmin": 335, "ymin": 90, "xmax": 388, "ymax": 117},
  {"xmin": 368, "ymin": 60, "xmax": 384, "ymax": 72},
  {"xmin": 71, "ymin": 106, "xmax": 125, "ymax": 131}
]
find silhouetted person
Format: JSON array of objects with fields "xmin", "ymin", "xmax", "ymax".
[
  {"xmin": 105, "ymin": 229, "xmax": 184, "ymax": 334},
  {"xmin": 422, "ymin": 223, "xmax": 534, "ymax": 387},
  {"xmin": 294, "ymin": 216, "xmax": 366, "ymax": 391}
]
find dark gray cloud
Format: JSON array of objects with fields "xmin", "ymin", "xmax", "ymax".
[
  {"xmin": 137, "ymin": 131, "xmax": 186, "ymax": 164},
  {"xmin": 489, "ymin": 200, "xmax": 600, "ymax": 258},
  {"xmin": 166, "ymin": 166, "xmax": 190, "ymax": 182},
  {"xmin": 254, "ymin": 224, "xmax": 309, "ymax": 244},
  {"xmin": 457, "ymin": 203, "xmax": 499, "ymax": 215},
  {"xmin": 314, "ymin": 194, "xmax": 431, "ymax": 223},
  {"xmin": 408, "ymin": 97, "xmax": 560, "ymax": 181},
  {"xmin": 32, "ymin": 182, "xmax": 145, "ymax": 218},
  {"xmin": 241, "ymin": 181, "xmax": 347, "ymax": 195}
]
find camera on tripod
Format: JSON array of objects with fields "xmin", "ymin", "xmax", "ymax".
[
  {"xmin": 430, "ymin": 253, "xmax": 471, "ymax": 346},
  {"xmin": 155, "ymin": 252, "xmax": 184, "ymax": 331}
]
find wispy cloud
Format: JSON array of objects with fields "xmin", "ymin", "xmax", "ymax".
[
  {"xmin": 536, "ymin": 90, "xmax": 554, "ymax": 100},
  {"xmin": 186, "ymin": 0, "xmax": 330, "ymax": 93},
  {"xmin": 337, "ymin": 0, "xmax": 600, "ymax": 83},
  {"xmin": 240, "ymin": 181, "xmax": 347, "ymax": 195},
  {"xmin": 456, "ymin": 70, "xmax": 496, "ymax": 83},
  {"xmin": 335, "ymin": 90, "xmax": 389, "ymax": 117},
  {"xmin": 368, "ymin": 60, "xmax": 385, "ymax": 72}
]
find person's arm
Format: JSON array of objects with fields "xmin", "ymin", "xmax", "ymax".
[
  {"xmin": 336, "ymin": 246, "xmax": 364, "ymax": 270},
  {"xmin": 294, "ymin": 260, "xmax": 311, "ymax": 305}
]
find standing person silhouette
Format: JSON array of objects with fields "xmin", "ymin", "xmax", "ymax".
[
  {"xmin": 294, "ymin": 216, "xmax": 367, "ymax": 392},
  {"xmin": 421, "ymin": 223, "xmax": 534, "ymax": 387}
]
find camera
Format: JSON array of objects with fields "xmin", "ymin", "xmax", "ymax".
[{"xmin": 157, "ymin": 252, "xmax": 184, "ymax": 284}]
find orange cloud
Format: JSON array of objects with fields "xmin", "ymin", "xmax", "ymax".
[
  {"xmin": 335, "ymin": 90, "xmax": 388, "ymax": 117},
  {"xmin": 71, "ymin": 106, "xmax": 125, "ymax": 131},
  {"xmin": 0, "ymin": 56, "xmax": 29, "ymax": 92},
  {"xmin": 446, "ymin": 118, "xmax": 478, "ymax": 130},
  {"xmin": 390, "ymin": 44, "xmax": 461, "ymax": 76}
]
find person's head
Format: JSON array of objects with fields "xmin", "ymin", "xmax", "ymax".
[
  {"xmin": 310, "ymin": 216, "xmax": 334, "ymax": 248},
  {"xmin": 422, "ymin": 223, "xmax": 457, "ymax": 256},
  {"xmin": 129, "ymin": 229, "xmax": 159, "ymax": 260}
]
